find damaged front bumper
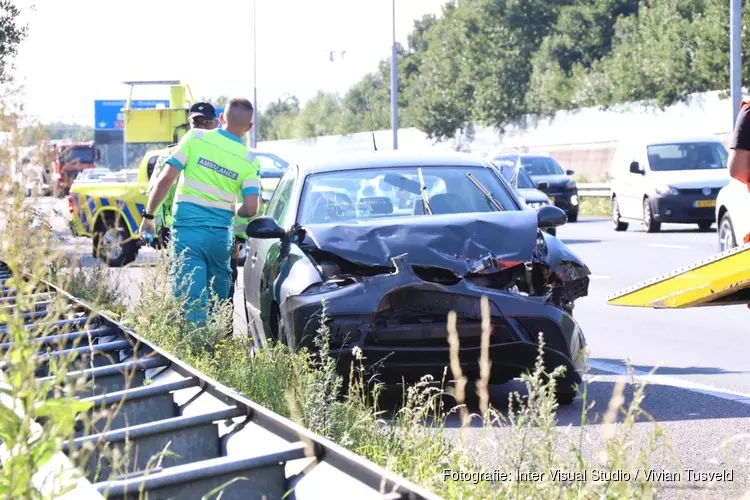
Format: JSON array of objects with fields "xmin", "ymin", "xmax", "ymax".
[{"xmin": 281, "ymin": 253, "xmax": 587, "ymax": 386}]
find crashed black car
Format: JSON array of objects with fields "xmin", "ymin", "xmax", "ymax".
[{"xmin": 242, "ymin": 151, "xmax": 590, "ymax": 404}]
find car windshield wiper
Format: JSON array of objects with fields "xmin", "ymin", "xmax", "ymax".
[
  {"xmin": 417, "ymin": 167, "xmax": 433, "ymax": 215},
  {"xmin": 466, "ymin": 172, "xmax": 505, "ymax": 211}
]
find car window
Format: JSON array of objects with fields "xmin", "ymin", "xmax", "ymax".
[
  {"xmin": 297, "ymin": 165, "xmax": 519, "ymax": 225},
  {"xmin": 521, "ymin": 157, "xmax": 564, "ymax": 176},
  {"xmin": 266, "ymin": 167, "xmax": 296, "ymax": 227},
  {"xmin": 646, "ymin": 142, "xmax": 728, "ymax": 171},
  {"xmin": 255, "ymin": 152, "xmax": 289, "ymax": 179},
  {"xmin": 493, "ymin": 162, "xmax": 535, "ymax": 189}
]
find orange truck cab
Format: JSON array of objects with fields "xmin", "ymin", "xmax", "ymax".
[{"xmin": 51, "ymin": 140, "xmax": 100, "ymax": 197}]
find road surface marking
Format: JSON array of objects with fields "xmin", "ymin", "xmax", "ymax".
[
  {"xmin": 589, "ymin": 275, "xmax": 610, "ymax": 280},
  {"xmin": 588, "ymin": 359, "xmax": 750, "ymax": 406},
  {"xmin": 647, "ymin": 243, "xmax": 690, "ymax": 249}
]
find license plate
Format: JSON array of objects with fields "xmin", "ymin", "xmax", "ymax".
[
  {"xmin": 693, "ymin": 200, "xmax": 715, "ymax": 208},
  {"xmin": 548, "ymin": 196, "xmax": 556, "ymax": 203}
]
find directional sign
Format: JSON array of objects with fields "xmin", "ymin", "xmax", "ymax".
[
  {"xmin": 94, "ymin": 100, "xmax": 170, "ymax": 131},
  {"xmin": 95, "ymin": 100, "xmax": 225, "ymax": 131}
]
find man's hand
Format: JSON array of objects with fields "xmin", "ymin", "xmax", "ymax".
[{"xmin": 139, "ymin": 218, "xmax": 156, "ymax": 239}]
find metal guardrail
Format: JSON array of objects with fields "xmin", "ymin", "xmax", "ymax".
[
  {"xmin": 577, "ymin": 183, "xmax": 611, "ymax": 197},
  {"xmin": 0, "ymin": 262, "xmax": 443, "ymax": 500}
]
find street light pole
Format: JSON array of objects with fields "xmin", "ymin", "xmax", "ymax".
[
  {"xmin": 390, "ymin": 0, "xmax": 398, "ymax": 150},
  {"xmin": 252, "ymin": 0, "xmax": 258, "ymax": 149},
  {"xmin": 730, "ymin": 0, "xmax": 742, "ymax": 128}
]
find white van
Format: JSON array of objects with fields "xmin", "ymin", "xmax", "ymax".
[{"xmin": 610, "ymin": 136, "xmax": 730, "ymax": 232}]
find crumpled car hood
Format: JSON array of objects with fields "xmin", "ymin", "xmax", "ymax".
[{"xmin": 300, "ymin": 210, "xmax": 540, "ymax": 276}]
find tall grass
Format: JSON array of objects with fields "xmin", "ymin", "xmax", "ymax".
[
  {"xmin": 0, "ymin": 93, "xmax": 149, "ymax": 497},
  {"xmin": 122, "ymin": 246, "xmax": 688, "ymax": 499}
]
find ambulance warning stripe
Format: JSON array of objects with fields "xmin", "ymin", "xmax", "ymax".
[
  {"xmin": 606, "ymin": 242, "xmax": 750, "ymax": 302},
  {"xmin": 72, "ymin": 194, "xmax": 145, "ymax": 235}
]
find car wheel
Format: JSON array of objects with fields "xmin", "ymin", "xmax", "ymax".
[
  {"xmin": 555, "ymin": 386, "xmax": 577, "ymax": 406},
  {"xmin": 697, "ymin": 221, "xmax": 713, "ymax": 232},
  {"xmin": 272, "ymin": 311, "xmax": 292, "ymax": 348},
  {"xmin": 93, "ymin": 217, "xmax": 138, "ymax": 267},
  {"xmin": 718, "ymin": 212, "xmax": 737, "ymax": 252},
  {"xmin": 567, "ymin": 208, "xmax": 578, "ymax": 223},
  {"xmin": 642, "ymin": 197, "xmax": 660, "ymax": 233},
  {"xmin": 611, "ymin": 197, "xmax": 628, "ymax": 231}
]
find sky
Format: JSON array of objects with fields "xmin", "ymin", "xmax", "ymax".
[{"xmin": 11, "ymin": 0, "xmax": 447, "ymax": 126}]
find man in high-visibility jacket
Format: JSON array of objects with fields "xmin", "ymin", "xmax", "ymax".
[
  {"xmin": 150, "ymin": 102, "xmax": 219, "ymax": 244},
  {"xmin": 139, "ymin": 97, "xmax": 261, "ymax": 324}
]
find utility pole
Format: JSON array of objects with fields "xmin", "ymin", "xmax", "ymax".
[
  {"xmin": 252, "ymin": 0, "xmax": 258, "ymax": 149},
  {"xmin": 730, "ymin": 0, "xmax": 742, "ymax": 128},
  {"xmin": 390, "ymin": 0, "xmax": 399, "ymax": 150}
]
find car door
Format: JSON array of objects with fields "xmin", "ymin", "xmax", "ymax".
[
  {"xmin": 629, "ymin": 146, "xmax": 652, "ymax": 219},
  {"xmin": 244, "ymin": 166, "xmax": 297, "ymax": 336},
  {"xmin": 618, "ymin": 144, "xmax": 643, "ymax": 218}
]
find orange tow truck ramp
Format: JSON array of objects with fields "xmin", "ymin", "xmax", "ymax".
[{"xmin": 607, "ymin": 243, "xmax": 750, "ymax": 309}]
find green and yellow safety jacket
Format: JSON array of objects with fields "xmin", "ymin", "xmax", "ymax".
[{"xmin": 164, "ymin": 128, "xmax": 261, "ymax": 231}]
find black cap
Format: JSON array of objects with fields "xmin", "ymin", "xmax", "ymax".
[{"xmin": 188, "ymin": 102, "xmax": 217, "ymax": 120}]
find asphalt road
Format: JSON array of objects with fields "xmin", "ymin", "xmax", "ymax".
[{"xmin": 28, "ymin": 198, "xmax": 750, "ymax": 498}]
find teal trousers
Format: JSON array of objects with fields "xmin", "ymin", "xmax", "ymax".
[{"xmin": 171, "ymin": 226, "xmax": 233, "ymax": 325}]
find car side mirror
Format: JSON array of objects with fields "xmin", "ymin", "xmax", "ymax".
[
  {"xmin": 565, "ymin": 169, "xmax": 575, "ymax": 176},
  {"xmin": 537, "ymin": 204, "xmax": 567, "ymax": 228},
  {"xmin": 629, "ymin": 161, "xmax": 643, "ymax": 174},
  {"xmin": 245, "ymin": 216, "xmax": 286, "ymax": 239},
  {"xmin": 537, "ymin": 181, "xmax": 549, "ymax": 190}
]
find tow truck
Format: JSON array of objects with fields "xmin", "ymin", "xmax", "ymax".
[{"xmin": 68, "ymin": 80, "xmax": 285, "ymax": 267}]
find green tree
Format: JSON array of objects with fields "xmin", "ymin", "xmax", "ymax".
[
  {"xmin": 25, "ymin": 122, "xmax": 93, "ymax": 146},
  {"xmin": 409, "ymin": 2, "xmax": 474, "ymax": 140},
  {"xmin": 526, "ymin": 0, "xmax": 641, "ymax": 113},
  {"xmin": 576, "ymin": 0, "xmax": 729, "ymax": 108},
  {"xmin": 201, "ymin": 95, "xmax": 229, "ymax": 108},
  {"xmin": 0, "ymin": 1, "xmax": 28, "ymax": 83},
  {"xmin": 293, "ymin": 91, "xmax": 343, "ymax": 139},
  {"xmin": 257, "ymin": 95, "xmax": 300, "ymax": 141}
]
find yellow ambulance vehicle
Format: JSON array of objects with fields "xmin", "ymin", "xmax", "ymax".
[{"xmin": 68, "ymin": 149, "xmax": 285, "ymax": 267}]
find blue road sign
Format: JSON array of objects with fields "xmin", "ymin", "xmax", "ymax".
[
  {"xmin": 95, "ymin": 100, "xmax": 225, "ymax": 131},
  {"xmin": 94, "ymin": 100, "xmax": 170, "ymax": 131}
]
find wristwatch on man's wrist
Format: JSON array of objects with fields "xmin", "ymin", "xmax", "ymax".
[{"xmin": 141, "ymin": 209, "xmax": 155, "ymax": 220}]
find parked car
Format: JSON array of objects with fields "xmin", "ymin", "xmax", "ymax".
[
  {"xmin": 491, "ymin": 160, "xmax": 557, "ymax": 235},
  {"xmin": 493, "ymin": 153, "xmax": 579, "ymax": 222},
  {"xmin": 610, "ymin": 136, "xmax": 730, "ymax": 233},
  {"xmin": 242, "ymin": 150, "xmax": 590, "ymax": 405},
  {"xmin": 716, "ymin": 178, "xmax": 750, "ymax": 252}
]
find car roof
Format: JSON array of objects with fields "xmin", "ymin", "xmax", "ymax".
[
  {"xmin": 644, "ymin": 135, "xmax": 724, "ymax": 146},
  {"xmin": 619, "ymin": 135, "xmax": 724, "ymax": 148},
  {"xmin": 492, "ymin": 152, "xmax": 552, "ymax": 159},
  {"xmin": 296, "ymin": 150, "xmax": 493, "ymax": 176}
]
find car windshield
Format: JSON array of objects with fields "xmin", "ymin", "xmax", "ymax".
[
  {"xmin": 60, "ymin": 147, "xmax": 94, "ymax": 164},
  {"xmin": 494, "ymin": 162, "xmax": 535, "ymax": 189},
  {"xmin": 520, "ymin": 157, "xmax": 564, "ymax": 176},
  {"xmin": 256, "ymin": 152, "xmax": 289, "ymax": 179},
  {"xmin": 646, "ymin": 142, "xmax": 728, "ymax": 171},
  {"xmin": 297, "ymin": 166, "xmax": 519, "ymax": 225}
]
